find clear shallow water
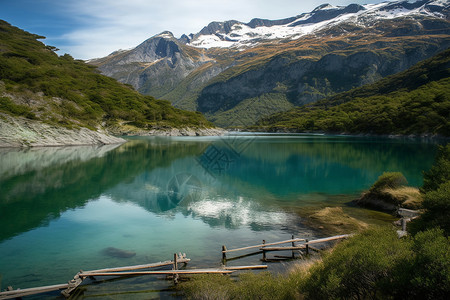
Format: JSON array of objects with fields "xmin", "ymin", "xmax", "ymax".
[{"xmin": 0, "ymin": 134, "xmax": 440, "ymax": 298}]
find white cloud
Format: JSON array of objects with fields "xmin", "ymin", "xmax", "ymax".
[{"xmin": 55, "ymin": 0, "xmax": 386, "ymax": 59}]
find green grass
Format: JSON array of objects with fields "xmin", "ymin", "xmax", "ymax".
[{"xmin": 179, "ymin": 271, "xmax": 303, "ymax": 300}]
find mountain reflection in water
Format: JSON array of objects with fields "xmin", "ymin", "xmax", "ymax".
[{"xmin": 0, "ymin": 135, "xmax": 438, "ymax": 242}]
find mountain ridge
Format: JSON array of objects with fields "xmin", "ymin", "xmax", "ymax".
[
  {"xmin": 255, "ymin": 48, "xmax": 450, "ymax": 136},
  {"xmin": 90, "ymin": 0, "xmax": 450, "ymax": 127}
]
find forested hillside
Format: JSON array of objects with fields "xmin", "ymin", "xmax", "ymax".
[
  {"xmin": 0, "ymin": 20, "xmax": 212, "ymax": 134},
  {"xmin": 256, "ymin": 49, "xmax": 450, "ymax": 136}
]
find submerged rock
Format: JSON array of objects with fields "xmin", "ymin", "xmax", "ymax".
[{"xmin": 101, "ymin": 247, "xmax": 136, "ymax": 258}]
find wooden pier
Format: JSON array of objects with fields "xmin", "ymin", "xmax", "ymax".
[
  {"xmin": 0, "ymin": 253, "xmax": 266, "ymax": 299},
  {"xmin": 0, "ymin": 234, "xmax": 350, "ymax": 299}
]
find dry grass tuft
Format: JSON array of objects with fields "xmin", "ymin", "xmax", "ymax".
[
  {"xmin": 382, "ymin": 187, "xmax": 423, "ymax": 209},
  {"xmin": 309, "ymin": 207, "xmax": 369, "ymax": 234}
]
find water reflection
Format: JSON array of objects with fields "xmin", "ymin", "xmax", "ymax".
[
  {"xmin": 0, "ymin": 135, "xmax": 441, "ymax": 295},
  {"xmin": 0, "ymin": 135, "xmax": 438, "ymax": 243},
  {"xmin": 0, "ymin": 140, "xmax": 205, "ymax": 242}
]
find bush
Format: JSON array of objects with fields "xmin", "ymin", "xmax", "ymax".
[
  {"xmin": 299, "ymin": 227, "xmax": 412, "ymax": 300},
  {"xmin": 0, "ymin": 96, "xmax": 36, "ymax": 119},
  {"xmin": 421, "ymin": 144, "xmax": 450, "ymax": 193},
  {"xmin": 410, "ymin": 180, "xmax": 450, "ymax": 236},
  {"xmin": 357, "ymin": 172, "xmax": 412, "ymax": 211},
  {"xmin": 300, "ymin": 227, "xmax": 450, "ymax": 300},
  {"xmin": 410, "ymin": 144, "xmax": 450, "ymax": 236},
  {"xmin": 369, "ymin": 172, "xmax": 408, "ymax": 194},
  {"xmin": 408, "ymin": 228, "xmax": 450, "ymax": 299}
]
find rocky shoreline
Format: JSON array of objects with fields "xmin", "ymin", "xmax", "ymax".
[
  {"xmin": 110, "ymin": 126, "xmax": 227, "ymax": 137},
  {"xmin": 0, "ymin": 114, "xmax": 125, "ymax": 148},
  {"xmin": 0, "ymin": 114, "xmax": 227, "ymax": 148}
]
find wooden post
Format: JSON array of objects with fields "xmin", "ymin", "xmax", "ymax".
[
  {"xmin": 222, "ymin": 245, "xmax": 227, "ymax": 261},
  {"xmin": 401, "ymin": 218, "xmax": 407, "ymax": 231},
  {"xmin": 305, "ymin": 239, "xmax": 309, "ymax": 255},
  {"xmin": 173, "ymin": 253, "xmax": 179, "ymax": 284},
  {"xmin": 291, "ymin": 235, "xmax": 295, "ymax": 259},
  {"xmin": 173, "ymin": 253, "xmax": 178, "ymax": 270},
  {"xmin": 262, "ymin": 240, "xmax": 266, "ymax": 261},
  {"xmin": 61, "ymin": 273, "xmax": 83, "ymax": 298}
]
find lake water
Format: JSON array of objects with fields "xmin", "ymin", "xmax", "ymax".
[{"xmin": 0, "ymin": 134, "xmax": 439, "ymax": 299}]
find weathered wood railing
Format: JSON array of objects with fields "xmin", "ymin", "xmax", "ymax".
[{"xmin": 222, "ymin": 234, "xmax": 350, "ymax": 261}]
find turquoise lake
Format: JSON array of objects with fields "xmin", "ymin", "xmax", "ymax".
[{"xmin": 0, "ymin": 134, "xmax": 440, "ymax": 299}]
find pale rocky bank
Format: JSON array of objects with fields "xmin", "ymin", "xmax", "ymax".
[
  {"xmin": 0, "ymin": 114, "xmax": 125, "ymax": 147},
  {"xmin": 108, "ymin": 126, "xmax": 227, "ymax": 137},
  {"xmin": 0, "ymin": 113, "xmax": 226, "ymax": 148}
]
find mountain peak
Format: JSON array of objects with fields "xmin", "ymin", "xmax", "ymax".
[
  {"xmin": 155, "ymin": 31, "xmax": 175, "ymax": 39},
  {"xmin": 312, "ymin": 3, "xmax": 338, "ymax": 12},
  {"xmin": 182, "ymin": 0, "xmax": 448, "ymax": 49}
]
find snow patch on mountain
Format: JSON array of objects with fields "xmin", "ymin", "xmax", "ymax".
[{"xmin": 186, "ymin": 0, "xmax": 449, "ymax": 49}]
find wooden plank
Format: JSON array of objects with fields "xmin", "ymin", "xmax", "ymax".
[
  {"xmin": 274, "ymin": 255, "xmax": 298, "ymax": 259},
  {"xmin": 308, "ymin": 245, "xmax": 321, "ymax": 252},
  {"xmin": 305, "ymin": 235, "xmax": 350, "ymax": 245},
  {"xmin": 223, "ymin": 238, "xmax": 306, "ymax": 253},
  {"xmin": 223, "ymin": 251, "xmax": 264, "ymax": 262},
  {"xmin": 79, "ymin": 269, "xmax": 234, "ymax": 277},
  {"xmin": 82, "ymin": 258, "xmax": 190, "ymax": 274},
  {"xmin": 223, "ymin": 265, "xmax": 267, "ymax": 270},
  {"xmin": 259, "ymin": 246, "xmax": 306, "ymax": 251},
  {"xmin": 0, "ymin": 283, "xmax": 69, "ymax": 299}
]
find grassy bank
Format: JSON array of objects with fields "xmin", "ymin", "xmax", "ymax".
[{"xmin": 178, "ymin": 227, "xmax": 448, "ymax": 300}]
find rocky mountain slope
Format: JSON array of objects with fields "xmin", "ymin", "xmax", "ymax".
[
  {"xmin": 91, "ymin": 0, "xmax": 450, "ymax": 127},
  {"xmin": 256, "ymin": 48, "xmax": 450, "ymax": 136},
  {"xmin": 0, "ymin": 21, "xmax": 216, "ymax": 147}
]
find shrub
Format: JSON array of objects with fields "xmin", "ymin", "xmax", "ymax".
[
  {"xmin": 421, "ymin": 144, "xmax": 450, "ymax": 193},
  {"xmin": 357, "ymin": 172, "xmax": 412, "ymax": 211},
  {"xmin": 299, "ymin": 227, "xmax": 412, "ymax": 300},
  {"xmin": 0, "ymin": 96, "xmax": 36, "ymax": 119},
  {"xmin": 299, "ymin": 227, "xmax": 450, "ymax": 300},
  {"xmin": 410, "ymin": 180, "xmax": 450, "ymax": 236},
  {"xmin": 408, "ymin": 228, "xmax": 450, "ymax": 299},
  {"xmin": 410, "ymin": 144, "xmax": 450, "ymax": 236},
  {"xmin": 369, "ymin": 172, "xmax": 408, "ymax": 194}
]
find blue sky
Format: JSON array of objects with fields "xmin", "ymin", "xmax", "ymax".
[{"xmin": 0, "ymin": 0, "xmax": 387, "ymax": 60}]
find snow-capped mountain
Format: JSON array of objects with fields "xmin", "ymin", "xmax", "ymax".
[
  {"xmin": 90, "ymin": 0, "xmax": 450, "ymax": 127},
  {"xmin": 183, "ymin": 0, "xmax": 449, "ymax": 49}
]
